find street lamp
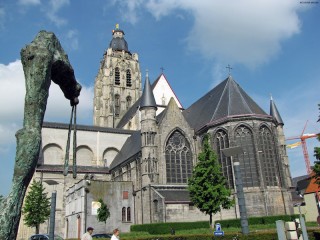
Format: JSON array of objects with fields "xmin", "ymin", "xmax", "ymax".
[
  {"xmin": 43, "ymin": 179, "xmax": 61, "ymax": 240},
  {"xmin": 222, "ymin": 146, "xmax": 249, "ymax": 235}
]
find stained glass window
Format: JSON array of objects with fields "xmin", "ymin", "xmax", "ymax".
[
  {"xmin": 234, "ymin": 125, "xmax": 259, "ymax": 187},
  {"xmin": 165, "ymin": 130, "xmax": 193, "ymax": 183},
  {"xmin": 213, "ymin": 130, "xmax": 234, "ymax": 189},
  {"xmin": 258, "ymin": 126, "xmax": 278, "ymax": 186}
]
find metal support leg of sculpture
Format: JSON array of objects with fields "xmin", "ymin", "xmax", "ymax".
[{"xmin": 0, "ymin": 30, "xmax": 81, "ymax": 240}]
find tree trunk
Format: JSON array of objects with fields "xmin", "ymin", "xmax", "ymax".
[
  {"xmin": 36, "ymin": 224, "xmax": 39, "ymax": 234},
  {"xmin": 210, "ymin": 213, "xmax": 213, "ymax": 228}
]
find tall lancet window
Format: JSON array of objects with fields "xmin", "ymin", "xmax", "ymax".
[
  {"xmin": 258, "ymin": 126, "xmax": 278, "ymax": 186},
  {"xmin": 234, "ymin": 125, "xmax": 259, "ymax": 187},
  {"xmin": 126, "ymin": 96, "xmax": 132, "ymax": 109},
  {"xmin": 114, "ymin": 94, "xmax": 120, "ymax": 117},
  {"xmin": 115, "ymin": 67, "xmax": 120, "ymax": 85},
  {"xmin": 165, "ymin": 130, "xmax": 193, "ymax": 184},
  {"xmin": 213, "ymin": 130, "xmax": 234, "ymax": 189},
  {"xmin": 126, "ymin": 69, "xmax": 132, "ymax": 87}
]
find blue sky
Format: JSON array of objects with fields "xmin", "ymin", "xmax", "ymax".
[{"xmin": 0, "ymin": 0, "xmax": 319, "ymax": 196}]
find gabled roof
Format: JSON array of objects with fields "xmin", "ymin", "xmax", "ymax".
[
  {"xmin": 110, "ymin": 130, "xmax": 141, "ymax": 169},
  {"xmin": 183, "ymin": 76, "xmax": 268, "ymax": 131},
  {"xmin": 152, "ymin": 73, "xmax": 183, "ymax": 108},
  {"xmin": 305, "ymin": 176, "xmax": 320, "ymax": 194},
  {"xmin": 270, "ymin": 96, "xmax": 284, "ymax": 125},
  {"xmin": 117, "ymin": 73, "xmax": 181, "ymax": 128}
]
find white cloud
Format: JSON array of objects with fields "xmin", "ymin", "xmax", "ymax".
[
  {"xmin": 46, "ymin": 0, "xmax": 70, "ymax": 26},
  {"xmin": 18, "ymin": 0, "xmax": 41, "ymax": 5},
  {"xmin": 64, "ymin": 29, "xmax": 79, "ymax": 51},
  {"xmin": 114, "ymin": 0, "xmax": 302, "ymax": 68},
  {"xmin": 0, "ymin": 59, "xmax": 93, "ymax": 149},
  {"xmin": 110, "ymin": 0, "xmax": 144, "ymax": 24}
]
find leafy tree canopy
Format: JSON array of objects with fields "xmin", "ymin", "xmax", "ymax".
[
  {"xmin": 188, "ymin": 134, "xmax": 234, "ymax": 225},
  {"xmin": 22, "ymin": 180, "xmax": 51, "ymax": 234},
  {"xmin": 97, "ymin": 198, "xmax": 110, "ymax": 223}
]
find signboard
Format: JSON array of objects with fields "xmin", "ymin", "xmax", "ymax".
[{"xmin": 214, "ymin": 223, "xmax": 224, "ymax": 237}]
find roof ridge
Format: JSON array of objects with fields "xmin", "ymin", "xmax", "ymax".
[
  {"xmin": 210, "ymin": 78, "xmax": 229, "ymax": 123},
  {"xmin": 232, "ymin": 79, "xmax": 253, "ymax": 114}
]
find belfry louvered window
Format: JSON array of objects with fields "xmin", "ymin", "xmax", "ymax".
[
  {"xmin": 214, "ymin": 130, "xmax": 234, "ymax": 189},
  {"xmin": 115, "ymin": 94, "xmax": 120, "ymax": 117},
  {"xmin": 165, "ymin": 130, "xmax": 193, "ymax": 183},
  {"xmin": 234, "ymin": 125, "xmax": 259, "ymax": 187},
  {"xmin": 258, "ymin": 126, "xmax": 278, "ymax": 186},
  {"xmin": 115, "ymin": 67, "xmax": 120, "ymax": 85},
  {"xmin": 126, "ymin": 69, "xmax": 132, "ymax": 87}
]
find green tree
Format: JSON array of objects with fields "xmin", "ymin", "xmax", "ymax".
[
  {"xmin": 97, "ymin": 198, "xmax": 110, "ymax": 223},
  {"xmin": 188, "ymin": 134, "xmax": 234, "ymax": 226},
  {"xmin": 0, "ymin": 195, "xmax": 4, "ymax": 206},
  {"xmin": 22, "ymin": 180, "xmax": 51, "ymax": 234},
  {"xmin": 313, "ymin": 104, "xmax": 320, "ymax": 185}
]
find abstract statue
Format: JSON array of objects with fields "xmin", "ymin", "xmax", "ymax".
[{"xmin": 0, "ymin": 30, "xmax": 81, "ymax": 239}]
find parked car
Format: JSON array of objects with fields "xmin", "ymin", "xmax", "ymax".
[
  {"xmin": 92, "ymin": 233, "xmax": 112, "ymax": 239},
  {"xmin": 29, "ymin": 234, "xmax": 64, "ymax": 240}
]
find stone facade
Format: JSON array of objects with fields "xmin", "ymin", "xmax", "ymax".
[
  {"xmin": 93, "ymin": 27, "xmax": 141, "ymax": 128},
  {"xmin": 65, "ymin": 180, "xmax": 134, "ymax": 239}
]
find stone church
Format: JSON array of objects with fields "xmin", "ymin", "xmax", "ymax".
[{"xmin": 17, "ymin": 26, "xmax": 293, "ymax": 239}]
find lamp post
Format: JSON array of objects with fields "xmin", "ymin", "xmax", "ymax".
[
  {"xmin": 222, "ymin": 146, "xmax": 249, "ymax": 235},
  {"xmin": 44, "ymin": 179, "xmax": 61, "ymax": 240}
]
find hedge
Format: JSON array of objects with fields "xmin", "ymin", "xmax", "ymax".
[
  {"xmin": 130, "ymin": 215, "xmax": 301, "ymax": 234},
  {"xmin": 131, "ymin": 221, "xmax": 209, "ymax": 234},
  {"xmin": 218, "ymin": 214, "xmax": 301, "ymax": 228}
]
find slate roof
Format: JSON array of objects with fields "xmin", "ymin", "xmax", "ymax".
[
  {"xmin": 36, "ymin": 164, "xmax": 109, "ymax": 174},
  {"xmin": 182, "ymin": 76, "xmax": 269, "ymax": 131},
  {"xmin": 270, "ymin": 97, "xmax": 284, "ymax": 125},
  {"xmin": 43, "ymin": 121, "xmax": 135, "ymax": 135},
  {"xmin": 110, "ymin": 130, "xmax": 141, "ymax": 169},
  {"xmin": 157, "ymin": 190, "xmax": 191, "ymax": 203}
]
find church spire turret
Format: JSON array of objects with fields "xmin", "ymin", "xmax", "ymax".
[
  {"xmin": 270, "ymin": 95, "xmax": 284, "ymax": 125},
  {"xmin": 140, "ymin": 70, "xmax": 157, "ymax": 110},
  {"xmin": 140, "ymin": 71, "xmax": 158, "ymax": 186}
]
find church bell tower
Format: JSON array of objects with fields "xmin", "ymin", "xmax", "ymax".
[{"xmin": 93, "ymin": 24, "xmax": 142, "ymax": 128}]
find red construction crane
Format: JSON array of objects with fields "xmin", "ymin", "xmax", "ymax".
[{"xmin": 286, "ymin": 120, "xmax": 319, "ymax": 175}]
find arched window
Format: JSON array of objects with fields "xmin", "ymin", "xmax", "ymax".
[
  {"xmin": 126, "ymin": 96, "xmax": 132, "ymax": 109},
  {"xmin": 258, "ymin": 126, "xmax": 278, "ymax": 186},
  {"xmin": 122, "ymin": 207, "xmax": 126, "ymax": 222},
  {"xmin": 126, "ymin": 69, "xmax": 132, "ymax": 87},
  {"xmin": 127, "ymin": 207, "xmax": 131, "ymax": 222},
  {"xmin": 234, "ymin": 125, "xmax": 259, "ymax": 187},
  {"xmin": 154, "ymin": 200, "xmax": 158, "ymax": 213},
  {"xmin": 115, "ymin": 67, "xmax": 120, "ymax": 85},
  {"xmin": 165, "ymin": 130, "xmax": 193, "ymax": 184},
  {"xmin": 214, "ymin": 130, "xmax": 234, "ymax": 189},
  {"xmin": 115, "ymin": 94, "xmax": 120, "ymax": 117}
]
